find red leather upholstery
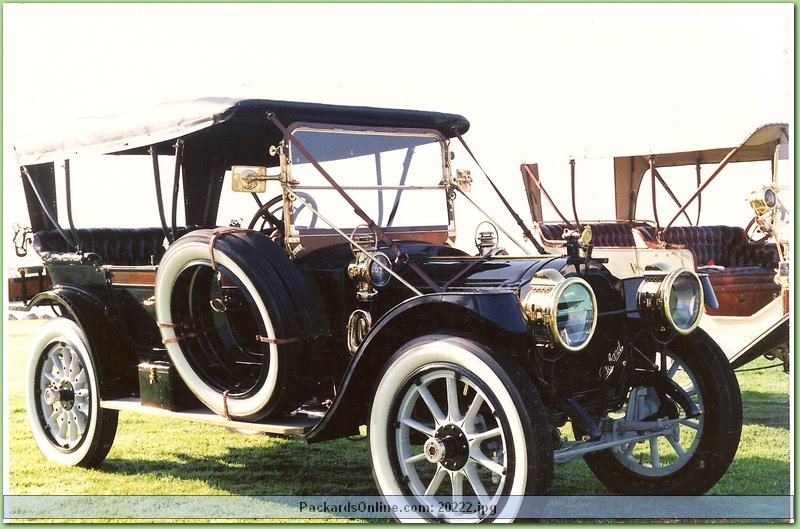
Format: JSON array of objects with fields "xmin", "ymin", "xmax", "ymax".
[{"xmin": 658, "ymin": 225, "xmax": 779, "ymax": 270}]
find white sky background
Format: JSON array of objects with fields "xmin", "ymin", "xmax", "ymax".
[{"xmin": 2, "ymin": 3, "xmax": 794, "ymax": 261}]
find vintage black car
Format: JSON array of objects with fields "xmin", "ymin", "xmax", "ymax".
[{"xmin": 11, "ymin": 98, "xmax": 742, "ymax": 521}]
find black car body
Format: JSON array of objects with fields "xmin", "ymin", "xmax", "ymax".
[{"xmin": 11, "ymin": 98, "xmax": 742, "ymax": 521}]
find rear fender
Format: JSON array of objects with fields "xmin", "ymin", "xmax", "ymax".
[
  {"xmin": 24, "ymin": 286, "xmax": 136, "ymax": 399},
  {"xmin": 306, "ymin": 291, "xmax": 530, "ymax": 443}
]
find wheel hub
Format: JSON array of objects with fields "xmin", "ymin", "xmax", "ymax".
[
  {"xmin": 423, "ymin": 437, "xmax": 446, "ymax": 464},
  {"xmin": 43, "ymin": 382, "xmax": 75, "ymax": 410},
  {"xmin": 427, "ymin": 424, "xmax": 469, "ymax": 471}
]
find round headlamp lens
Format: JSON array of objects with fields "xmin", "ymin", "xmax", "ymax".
[
  {"xmin": 369, "ymin": 253, "xmax": 392, "ymax": 287},
  {"xmin": 554, "ymin": 279, "xmax": 597, "ymax": 351},
  {"xmin": 764, "ymin": 187, "xmax": 777, "ymax": 208},
  {"xmin": 665, "ymin": 270, "xmax": 703, "ymax": 334}
]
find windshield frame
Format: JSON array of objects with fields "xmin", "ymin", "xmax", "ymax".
[{"xmin": 277, "ymin": 123, "xmax": 454, "ymax": 252}]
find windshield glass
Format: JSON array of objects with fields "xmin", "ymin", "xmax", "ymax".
[{"xmin": 288, "ymin": 127, "xmax": 447, "ymax": 229}]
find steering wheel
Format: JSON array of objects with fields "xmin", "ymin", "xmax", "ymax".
[
  {"xmin": 744, "ymin": 215, "xmax": 771, "ymax": 245},
  {"xmin": 247, "ymin": 192, "xmax": 319, "ymax": 232}
]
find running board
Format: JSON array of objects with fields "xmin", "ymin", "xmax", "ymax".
[{"xmin": 100, "ymin": 397, "xmax": 319, "ymax": 435}]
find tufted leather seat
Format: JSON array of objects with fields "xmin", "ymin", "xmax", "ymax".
[
  {"xmin": 638, "ymin": 225, "xmax": 779, "ymax": 270},
  {"xmin": 33, "ymin": 227, "xmax": 181, "ymax": 266}
]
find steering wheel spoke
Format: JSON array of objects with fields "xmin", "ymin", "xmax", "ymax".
[
  {"xmin": 744, "ymin": 216, "xmax": 771, "ymax": 245},
  {"xmin": 247, "ymin": 192, "xmax": 318, "ymax": 234}
]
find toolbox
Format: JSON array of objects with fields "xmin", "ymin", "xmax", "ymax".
[{"xmin": 138, "ymin": 361, "xmax": 199, "ymax": 411}]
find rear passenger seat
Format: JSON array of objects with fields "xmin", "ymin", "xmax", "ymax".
[
  {"xmin": 33, "ymin": 227, "xmax": 191, "ymax": 266},
  {"xmin": 635, "ymin": 225, "xmax": 779, "ymax": 272}
]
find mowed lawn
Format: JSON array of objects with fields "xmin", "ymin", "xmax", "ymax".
[{"xmin": 4, "ymin": 318, "xmax": 791, "ymax": 522}]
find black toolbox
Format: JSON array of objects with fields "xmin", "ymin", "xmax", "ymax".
[{"xmin": 138, "ymin": 361, "xmax": 199, "ymax": 411}]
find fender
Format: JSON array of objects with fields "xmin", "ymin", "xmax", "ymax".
[
  {"xmin": 23, "ymin": 285, "xmax": 137, "ymax": 399},
  {"xmin": 729, "ymin": 314, "xmax": 790, "ymax": 369},
  {"xmin": 306, "ymin": 290, "xmax": 530, "ymax": 443}
]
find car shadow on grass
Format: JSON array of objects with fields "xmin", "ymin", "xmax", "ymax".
[
  {"xmin": 102, "ymin": 435, "xmax": 380, "ymax": 497},
  {"xmin": 740, "ymin": 389, "xmax": 790, "ymax": 428}
]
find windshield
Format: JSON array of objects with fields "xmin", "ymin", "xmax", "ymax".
[{"xmin": 288, "ymin": 127, "xmax": 448, "ymax": 229}]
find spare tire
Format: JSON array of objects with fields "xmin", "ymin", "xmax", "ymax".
[{"xmin": 154, "ymin": 228, "xmax": 320, "ymax": 421}]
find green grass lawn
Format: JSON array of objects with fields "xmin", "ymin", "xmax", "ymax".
[{"xmin": 3, "ymin": 319, "xmax": 791, "ymax": 522}]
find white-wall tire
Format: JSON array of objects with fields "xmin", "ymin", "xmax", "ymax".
[
  {"xmin": 155, "ymin": 229, "xmax": 315, "ymax": 421},
  {"xmin": 369, "ymin": 334, "xmax": 553, "ymax": 522},
  {"xmin": 26, "ymin": 317, "xmax": 118, "ymax": 467}
]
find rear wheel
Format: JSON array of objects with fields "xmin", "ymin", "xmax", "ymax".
[
  {"xmin": 581, "ymin": 330, "xmax": 742, "ymax": 494},
  {"xmin": 369, "ymin": 335, "xmax": 553, "ymax": 522},
  {"xmin": 26, "ymin": 317, "xmax": 118, "ymax": 467}
]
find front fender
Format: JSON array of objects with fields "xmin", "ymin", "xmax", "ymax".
[
  {"xmin": 306, "ymin": 291, "xmax": 530, "ymax": 443},
  {"xmin": 24, "ymin": 286, "xmax": 136, "ymax": 399}
]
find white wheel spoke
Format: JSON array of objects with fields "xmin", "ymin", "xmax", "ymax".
[
  {"xmin": 463, "ymin": 462, "xmax": 491, "ymax": 501},
  {"xmin": 470, "ymin": 452, "xmax": 505, "ymax": 477},
  {"xmin": 649, "ymin": 437, "xmax": 661, "ymax": 468},
  {"xmin": 403, "ymin": 452, "xmax": 428, "ymax": 465},
  {"xmin": 402, "ymin": 417, "xmax": 435, "ymax": 437},
  {"xmin": 417, "ymin": 385, "xmax": 446, "ymax": 424},
  {"xmin": 68, "ymin": 351, "xmax": 81, "ymax": 379},
  {"xmin": 49, "ymin": 351, "xmax": 65, "ymax": 378},
  {"xmin": 462, "ymin": 391, "xmax": 485, "ymax": 427},
  {"xmin": 469, "ymin": 426, "xmax": 501, "ymax": 444},
  {"xmin": 679, "ymin": 417, "xmax": 701, "ymax": 430},
  {"xmin": 424, "ymin": 466, "xmax": 448, "ymax": 496},
  {"xmin": 73, "ymin": 367, "xmax": 87, "ymax": 386},
  {"xmin": 72, "ymin": 409, "xmax": 87, "ymax": 435},
  {"xmin": 667, "ymin": 435, "xmax": 686, "ymax": 457},
  {"xmin": 58, "ymin": 415, "xmax": 70, "ymax": 441},
  {"xmin": 621, "ymin": 442, "xmax": 636, "ymax": 458},
  {"xmin": 449, "ymin": 470, "xmax": 464, "ymax": 499},
  {"xmin": 73, "ymin": 394, "xmax": 89, "ymax": 413},
  {"xmin": 47, "ymin": 407, "xmax": 61, "ymax": 424},
  {"xmin": 445, "ymin": 375, "xmax": 462, "ymax": 422},
  {"xmin": 62, "ymin": 348, "xmax": 75, "ymax": 379}
]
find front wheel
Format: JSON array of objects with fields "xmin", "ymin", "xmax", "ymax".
[
  {"xmin": 582, "ymin": 330, "xmax": 742, "ymax": 495},
  {"xmin": 26, "ymin": 317, "xmax": 118, "ymax": 467},
  {"xmin": 369, "ymin": 335, "xmax": 553, "ymax": 522}
]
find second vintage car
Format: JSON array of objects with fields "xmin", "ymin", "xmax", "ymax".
[{"xmin": 520, "ymin": 122, "xmax": 790, "ymax": 371}]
